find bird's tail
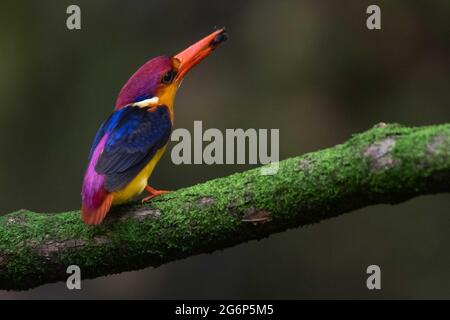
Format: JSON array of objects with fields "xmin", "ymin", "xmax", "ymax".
[
  {"xmin": 82, "ymin": 169, "xmax": 113, "ymax": 225},
  {"xmin": 81, "ymin": 134, "xmax": 113, "ymax": 225},
  {"xmin": 82, "ymin": 192, "xmax": 113, "ymax": 225}
]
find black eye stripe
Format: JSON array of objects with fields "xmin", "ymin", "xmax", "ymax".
[{"xmin": 161, "ymin": 70, "xmax": 177, "ymax": 84}]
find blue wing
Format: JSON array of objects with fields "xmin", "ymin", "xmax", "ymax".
[
  {"xmin": 88, "ymin": 109, "xmax": 126, "ymax": 161},
  {"xmin": 92, "ymin": 105, "xmax": 172, "ymax": 192}
]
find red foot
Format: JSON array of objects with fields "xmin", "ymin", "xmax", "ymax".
[{"xmin": 142, "ymin": 185, "xmax": 171, "ymax": 203}]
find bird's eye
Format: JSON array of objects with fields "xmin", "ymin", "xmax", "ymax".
[{"xmin": 161, "ymin": 70, "xmax": 177, "ymax": 84}]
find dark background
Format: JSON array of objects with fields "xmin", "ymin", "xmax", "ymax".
[{"xmin": 0, "ymin": 0, "xmax": 449, "ymax": 299}]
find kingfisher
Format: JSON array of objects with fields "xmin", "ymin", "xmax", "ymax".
[{"xmin": 81, "ymin": 29, "xmax": 227, "ymax": 225}]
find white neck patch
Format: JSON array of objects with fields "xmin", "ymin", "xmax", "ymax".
[{"xmin": 132, "ymin": 96, "xmax": 160, "ymax": 108}]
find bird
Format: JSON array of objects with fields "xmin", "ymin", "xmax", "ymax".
[{"xmin": 81, "ymin": 28, "xmax": 227, "ymax": 225}]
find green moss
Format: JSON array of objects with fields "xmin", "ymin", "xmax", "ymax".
[{"xmin": 1, "ymin": 123, "xmax": 450, "ymax": 290}]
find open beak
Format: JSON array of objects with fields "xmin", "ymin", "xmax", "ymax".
[{"xmin": 174, "ymin": 28, "xmax": 227, "ymax": 82}]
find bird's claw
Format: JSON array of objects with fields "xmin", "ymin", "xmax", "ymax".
[{"xmin": 142, "ymin": 187, "xmax": 171, "ymax": 203}]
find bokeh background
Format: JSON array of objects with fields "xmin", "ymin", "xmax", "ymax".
[{"xmin": 0, "ymin": 0, "xmax": 449, "ymax": 299}]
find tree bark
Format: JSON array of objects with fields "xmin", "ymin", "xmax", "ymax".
[{"xmin": 1, "ymin": 123, "xmax": 449, "ymax": 290}]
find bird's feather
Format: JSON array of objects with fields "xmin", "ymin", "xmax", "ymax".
[
  {"xmin": 81, "ymin": 104, "xmax": 172, "ymax": 224},
  {"xmin": 95, "ymin": 105, "xmax": 172, "ymax": 191}
]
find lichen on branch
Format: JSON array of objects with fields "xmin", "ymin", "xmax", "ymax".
[{"xmin": 1, "ymin": 123, "xmax": 450, "ymax": 290}]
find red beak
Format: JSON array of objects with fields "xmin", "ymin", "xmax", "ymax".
[{"xmin": 174, "ymin": 28, "xmax": 227, "ymax": 81}]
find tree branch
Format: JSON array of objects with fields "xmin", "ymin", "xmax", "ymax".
[{"xmin": 1, "ymin": 123, "xmax": 450, "ymax": 290}]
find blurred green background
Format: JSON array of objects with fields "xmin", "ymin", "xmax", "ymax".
[{"xmin": 0, "ymin": 0, "xmax": 449, "ymax": 299}]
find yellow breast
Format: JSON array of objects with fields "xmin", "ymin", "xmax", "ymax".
[{"xmin": 111, "ymin": 146, "xmax": 167, "ymax": 205}]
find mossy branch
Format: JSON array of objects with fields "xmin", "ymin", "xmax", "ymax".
[{"xmin": 1, "ymin": 123, "xmax": 450, "ymax": 290}]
